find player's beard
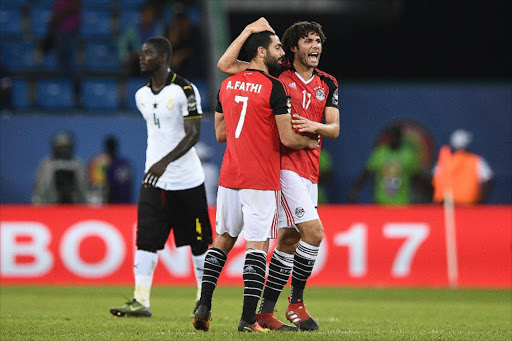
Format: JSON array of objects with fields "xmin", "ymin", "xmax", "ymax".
[{"xmin": 265, "ymin": 55, "xmax": 282, "ymax": 76}]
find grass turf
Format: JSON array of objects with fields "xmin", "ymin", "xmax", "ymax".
[{"xmin": 0, "ymin": 286, "xmax": 510, "ymax": 341}]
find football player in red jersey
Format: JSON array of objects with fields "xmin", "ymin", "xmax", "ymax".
[
  {"xmin": 193, "ymin": 30, "xmax": 318, "ymax": 333},
  {"xmin": 217, "ymin": 18, "xmax": 340, "ymax": 331}
]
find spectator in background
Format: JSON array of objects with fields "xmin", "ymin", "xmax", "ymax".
[
  {"xmin": 118, "ymin": 1, "xmax": 165, "ymax": 77},
  {"xmin": 33, "ymin": 131, "xmax": 88, "ymax": 204},
  {"xmin": 46, "ymin": 0, "xmax": 81, "ymax": 100},
  {"xmin": 88, "ymin": 136, "xmax": 134, "ymax": 204},
  {"xmin": 106, "ymin": 138, "xmax": 134, "ymax": 204},
  {"xmin": 166, "ymin": 5, "xmax": 201, "ymax": 77},
  {"xmin": 348, "ymin": 124, "xmax": 421, "ymax": 205},
  {"xmin": 194, "ymin": 142, "xmax": 219, "ymax": 206},
  {"xmin": 432, "ymin": 129, "xmax": 494, "ymax": 205}
]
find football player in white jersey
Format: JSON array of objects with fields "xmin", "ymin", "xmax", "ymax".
[{"xmin": 110, "ymin": 37, "xmax": 213, "ymax": 318}]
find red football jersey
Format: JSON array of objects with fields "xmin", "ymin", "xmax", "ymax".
[
  {"xmin": 216, "ymin": 69, "xmax": 291, "ymax": 190},
  {"xmin": 278, "ymin": 67, "xmax": 339, "ymax": 183}
]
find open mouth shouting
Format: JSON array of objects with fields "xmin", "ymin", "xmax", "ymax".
[{"xmin": 308, "ymin": 52, "xmax": 320, "ymax": 64}]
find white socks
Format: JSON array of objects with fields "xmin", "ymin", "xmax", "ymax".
[
  {"xmin": 133, "ymin": 250, "xmax": 208, "ymax": 307},
  {"xmin": 133, "ymin": 250, "xmax": 158, "ymax": 308}
]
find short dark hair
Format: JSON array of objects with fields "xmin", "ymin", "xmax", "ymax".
[
  {"xmin": 243, "ymin": 31, "xmax": 274, "ymax": 61},
  {"xmin": 145, "ymin": 36, "xmax": 173, "ymax": 63},
  {"xmin": 282, "ymin": 21, "xmax": 326, "ymax": 64}
]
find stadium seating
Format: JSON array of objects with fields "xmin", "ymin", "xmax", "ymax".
[
  {"xmin": 0, "ymin": 41, "xmax": 36, "ymax": 72},
  {"xmin": 39, "ymin": 51, "xmax": 58, "ymax": 72},
  {"xmin": 0, "ymin": 0, "xmax": 208, "ymax": 114},
  {"xmin": 81, "ymin": 78, "xmax": 120, "ymax": 110},
  {"xmin": 125, "ymin": 78, "xmax": 146, "ymax": 111},
  {"xmin": 36, "ymin": 79, "xmax": 75, "ymax": 109},
  {"xmin": 80, "ymin": 10, "xmax": 113, "ymax": 39},
  {"xmin": 0, "ymin": 0, "xmax": 29, "ymax": 9},
  {"xmin": 119, "ymin": 9, "xmax": 140, "ymax": 33},
  {"xmin": 0, "ymin": 9, "xmax": 23, "ymax": 37},
  {"xmin": 83, "ymin": 41, "xmax": 121, "ymax": 72},
  {"xmin": 82, "ymin": 0, "xmax": 114, "ymax": 9},
  {"xmin": 31, "ymin": 0, "xmax": 54, "ymax": 7},
  {"xmin": 30, "ymin": 7, "xmax": 52, "ymax": 38},
  {"xmin": 120, "ymin": 0, "xmax": 145, "ymax": 9},
  {"xmin": 12, "ymin": 79, "xmax": 31, "ymax": 109}
]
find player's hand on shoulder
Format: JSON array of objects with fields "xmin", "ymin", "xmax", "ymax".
[{"xmin": 247, "ymin": 17, "xmax": 274, "ymax": 34}]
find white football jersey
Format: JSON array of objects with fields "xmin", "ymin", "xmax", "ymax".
[{"xmin": 135, "ymin": 72, "xmax": 205, "ymax": 190}]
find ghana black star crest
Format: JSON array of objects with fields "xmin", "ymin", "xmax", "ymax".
[{"xmin": 153, "ymin": 102, "xmax": 158, "ymax": 109}]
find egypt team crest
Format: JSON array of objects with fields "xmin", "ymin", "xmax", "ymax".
[
  {"xmin": 295, "ymin": 207, "xmax": 305, "ymax": 218},
  {"xmin": 315, "ymin": 88, "xmax": 326, "ymax": 101}
]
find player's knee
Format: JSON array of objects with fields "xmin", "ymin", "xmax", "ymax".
[
  {"xmin": 300, "ymin": 221, "xmax": 324, "ymax": 246},
  {"xmin": 212, "ymin": 232, "xmax": 237, "ymax": 254},
  {"xmin": 276, "ymin": 230, "xmax": 301, "ymax": 252}
]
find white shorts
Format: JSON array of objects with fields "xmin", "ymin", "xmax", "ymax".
[
  {"xmin": 279, "ymin": 169, "xmax": 319, "ymax": 229},
  {"xmin": 216, "ymin": 186, "xmax": 280, "ymax": 241}
]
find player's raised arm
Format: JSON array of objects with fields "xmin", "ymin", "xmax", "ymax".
[{"xmin": 217, "ymin": 17, "xmax": 275, "ymax": 75}]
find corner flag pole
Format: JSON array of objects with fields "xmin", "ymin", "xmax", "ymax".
[
  {"xmin": 444, "ymin": 190, "xmax": 458, "ymax": 288},
  {"xmin": 439, "ymin": 145, "xmax": 458, "ymax": 288}
]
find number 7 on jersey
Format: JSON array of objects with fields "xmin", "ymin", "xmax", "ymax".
[{"xmin": 234, "ymin": 95, "xmax": 248, "ymax": 138}]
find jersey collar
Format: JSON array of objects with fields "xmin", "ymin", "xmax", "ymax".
[{"xmin": 147, "ymin": 70, "xmax": 177, "ymax": 95}]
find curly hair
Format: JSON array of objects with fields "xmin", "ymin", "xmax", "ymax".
[{"xmin": 281, "ymin": 21, "xmax": 326, "ymax": 64}]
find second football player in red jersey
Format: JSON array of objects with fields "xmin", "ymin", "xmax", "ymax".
[{"xmin": 217, "ymin": 18, "xmax": 340, "ymax": 331}]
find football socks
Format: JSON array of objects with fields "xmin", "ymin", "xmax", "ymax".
[
  {"xmin": 290, "ymin": 241, "xmax": 319, "ymax": 303},
  {"xmin": 133, "ymin": 250, "xmax": 158, "ymax": 308},
  {"xmin": 199, "ymin": 247, "xmax": 227, "ymax": 310},
  {"xmin": 241, "ymin": 249, "xmax": 267, "ymax": 324},
  {"xmin": 258, "ymin": 249, "xmax": 294, "ymax": 314}
]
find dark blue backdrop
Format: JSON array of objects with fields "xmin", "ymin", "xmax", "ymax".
[{"xmin": 1, "ymin": 82, "xmax": 510, "ymax": 204}]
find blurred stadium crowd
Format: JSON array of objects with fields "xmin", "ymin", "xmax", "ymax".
[{"xmin": 0, "ymin": 0, "xmax": 206, "ymax": 112}]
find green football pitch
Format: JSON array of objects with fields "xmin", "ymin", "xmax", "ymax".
[{"xmin": 0, "ymin": 285, "xmax": 510, "ymax": 341}]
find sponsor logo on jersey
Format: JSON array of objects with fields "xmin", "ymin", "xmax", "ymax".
[
  {"xmin": 286, "ymin": 98, "xmax": 292, "ymax": 112},
  {"xmin": 288, "ymin": 82, "xmax": 297, "ymax": 89},
  {"xmin": 332, "ymin": 88, "xmax": 338, "ymax": 106},
  {"xmin": 315, "ymin": 88, "xmax": 326, "ymax": 101},
  {"xmin": 295, "ymin": 207, "xmax": 305, "ymax": 218}
]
